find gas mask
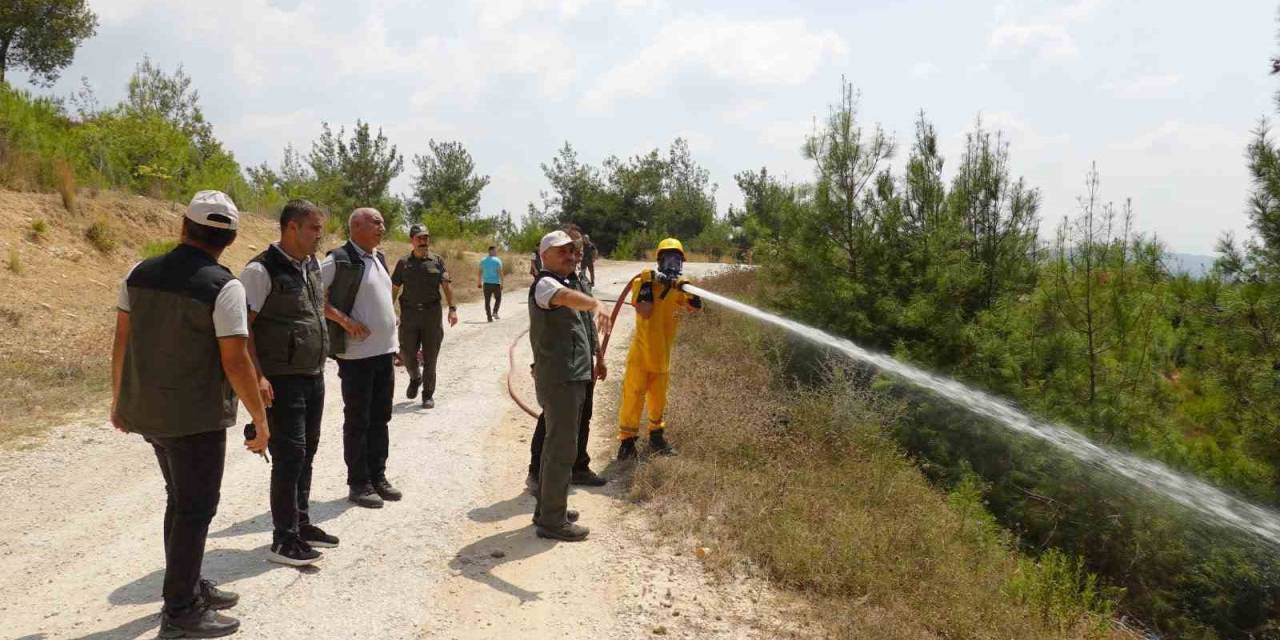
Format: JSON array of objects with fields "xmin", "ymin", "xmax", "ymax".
[{"xmin": 656, "ymin": 251, "xmax": 684, "ymax": 283}]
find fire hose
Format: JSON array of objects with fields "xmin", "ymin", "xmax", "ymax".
[{"xmin": 506, "ymin": 275, "xmax": 641, "ymax": 418}]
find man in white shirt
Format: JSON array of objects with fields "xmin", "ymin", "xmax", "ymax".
[{"xmin": 321, "ymin": 208, "xmax": 402, "ymax": 509}]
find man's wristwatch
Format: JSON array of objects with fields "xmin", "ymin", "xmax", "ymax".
[{"xmin": 448, "ymin": 305, "xmax": 457, "ymax": 312}]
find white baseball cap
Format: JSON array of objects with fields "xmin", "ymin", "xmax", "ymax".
[
  {"xmin": 186, "ymin": 190, "xmax": 240, "ymax": 231},
  {"xmin": 538, "ymin": 230, "xmax": 574, "ymax": 256}
]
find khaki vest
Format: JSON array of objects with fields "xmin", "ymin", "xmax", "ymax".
[
  {"xmin": 528, "ymin": 271, "xmax": 593, "ymax": 384},
  {"xmin": 250, "ymin": 246, "xmax": 329, "ymax": 377},
  {"xmin": 117, "ymin": 244, "xmax": 239, "ymax": 437}
]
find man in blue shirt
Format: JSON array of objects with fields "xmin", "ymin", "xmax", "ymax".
[{"xmin": 478, "ymin": 246, "xmax": 503, "ymax": 322}]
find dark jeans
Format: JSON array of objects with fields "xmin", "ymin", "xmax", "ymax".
[
  {"xmin": 399, "ymin": 304, "xmax": 442, "ymax": 399},
  {"xmin": 483, "ymin": 283, "xmax": 502, "ymax": 320},
  {"xmin": 530, "ymin": 379, "xmax": 594, "ymax": 475},
  {"xmin": 267, "ymin": 374, "xmax": 324, "ymax": 544},
  {"xmin": 148, "ymin": 429, "xmax": 226, "ymax": 614},
  {"xmin": 337, "ymin": 353, "xmax": 394, "ymax": 488}
]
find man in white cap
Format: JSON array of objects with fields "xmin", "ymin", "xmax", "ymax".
[
  {"xmin": 528, "ymin": 230, "xmax": 610, "ymax": 541},
  {"xmin": 110, "ymin": 190, "xmax": 270, "ymax": 638}
]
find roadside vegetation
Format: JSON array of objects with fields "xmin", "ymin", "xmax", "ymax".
[{"xmin": 635, "ymin": 269, "xmax": 1133, "ymax": 640}]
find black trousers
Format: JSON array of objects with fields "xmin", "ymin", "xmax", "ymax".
[
  {"xmin": 530, "ymin": 379, "xmax": 594, "ymax": 475},
  {"xmin": 399, "ymin": 304, "xmax": 442, "ymax": 399},
  {"xmin": 148, "ymin": 429, "xmax": 226, "ymax": 614},
  {"xmin": 337, "ymin": 353, "xmax": 394, "ymax": 488},
  {"xmin": 266, "ymin": 374, "xmax": 324, "ymax": 544},
  {"xmin": 483, "ymin": 283, "xmax": 502, "ymax": 320}
]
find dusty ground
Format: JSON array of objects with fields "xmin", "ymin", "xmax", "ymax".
[{"xmin": 0, "ymin": 260, "xmax": 801, "ymax": 639}]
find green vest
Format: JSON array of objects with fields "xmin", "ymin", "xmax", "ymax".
[
  {"xmin": 325, "ymin": 241, "xmax": 387, "ymax": 357},
  {"xmin": 117, "ymin": 244, "xmax": 239, "ymax": 437},
  {"xmin": 528, "ymin": 271, "xmax": 593, "ymax": 384},
  {"xmin": 250, "ymin": 246, "xmax": 329, "ymax": 377}
]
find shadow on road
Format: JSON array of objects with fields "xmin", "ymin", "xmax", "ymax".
[
  {"xmin": 209, "ymin": 496, "xmax": 356, "ymax": 539},
  {"xmin": 449, "ymin": 526, "xmax": 557, "ymax": 604},
  {"xmin": 466, "ymin": 491, "xmax": 531, "ymax": 523},
  {"xmin": 107, "ymin": 546, "xmax": 320, "ymax": 606},
  {"xmin": 64, "ymin": 613, "xmax": 157, "ymax": 640}
]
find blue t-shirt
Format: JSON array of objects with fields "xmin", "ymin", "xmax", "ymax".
[{"xmin": 480, "ymin": 255, "xmax": 503, "ymax": 284}]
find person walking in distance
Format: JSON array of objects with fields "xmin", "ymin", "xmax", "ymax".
[
  {"xmin": 322, "ymin": 208, "xmax": 403, "ymax": 509},
  {"xmin": 478, "ymin": 245, "xmax": 503, "ymax": 322},
  {"xmin": 391, "ymin": 224, "xmax": 458, "ymax": 408},
  {"xmin": 525, "ymin": 226, "xmax": 608, "ymax": 494},
  {"xmin": 110, "ymin": 190, "xmax": 269, "ymax": 638},
  {"xmin": 616, "ymin": 238, "xmax": 703, "ymax": 460},
  {"xmin": 529, "ymin": 230, "xmax": 611, "ymax": 541},
  {"xmin": 240, "ymin": 200, "xmax": 335, "ymax": 567}
]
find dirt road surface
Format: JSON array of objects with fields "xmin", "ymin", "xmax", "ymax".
[{"xmin": 0, "ymin": 260, "xmax": 800, "ymax": 640}]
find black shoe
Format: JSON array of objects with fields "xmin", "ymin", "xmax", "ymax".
[
  {"xmin": 570, "ymin": 468, "xmax": 608, "ymax": 486},
  {"xmin": 198, "ymin": 579, "xmax": 238, "ymax": 611},
  {"xmin": 648, "ymin": 430, "xmax": 677, "ymax": 456},
  {"xmin": 299, "ymin": 524, "xmax": 339, "ymax": 548},
  {"xmin": 525, "ymin": 471, "xmax": 539, "ymax": 495},
  {"xmin": 373, "ymin": 479, "xmax": 403, "ymax": 501},
  {"xmin": 267, "ymin": 537, "xmax": 322, "ymax": 567},
  {"xmin": 494, "ymin": 313, "xmax": 500, "ymax": 320},
  {"xmin": 348, "ymin": 485, "xmax": 384, "ymax": 509},
  {"xmin": 422, "ymin": 397, "xmax": 435, "ymax": 409},
  {"xmin": 535, "ymin": 522, "xmax": 590, "ymax": 541},
  {"xmin": 406, "ymin": 377, "xmax": 421, "ymax": 400},
  {"xmin": 160, "ymin": 604, "xmax": 240, "ymax": 638},
  {"xmin": 531, "ymin": 509, "xmax": 579, "ymax": 525},
  {"xmin": 617, "ymin": 437, "xmax": 638, "ymax": 460}
]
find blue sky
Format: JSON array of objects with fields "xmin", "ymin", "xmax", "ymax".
[{"xmin": 15, "ymin": 0, "xmax": 1277, "ymax": 253}]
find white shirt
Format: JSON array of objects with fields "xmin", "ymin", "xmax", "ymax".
[
  {"xmin": 321, "ymin": 244, "xmax": 399, "ymax": 360},
  {"xmin": 240, "ymin": 243, "xmax": 316, "ymax": 313},
  {"xmin": 534, "ymin": 275, "xmax": 567, "ymax": 310},
  {"xmin": 116, "ymin": 262, "xmax": 249, "ymax": 338}
]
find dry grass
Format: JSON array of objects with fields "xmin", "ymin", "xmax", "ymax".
[
  {"xmin": 625, "ymin": 270, "xmax": 1133, "ymax": 640},
  {"xmin": 55, "ymin": 160, "xmax": 76, "ymax": 212},
  {"xmin": 6, "ymin": 248, "xmax": 22, "ymax": 274}
]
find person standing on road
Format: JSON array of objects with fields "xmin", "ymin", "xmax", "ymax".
[
  {"xmin": 478, "ymin": 245, "xmax": 503, "ymax": 322},
  {"xmin": 580, "ymin": 233, "xmax": 596, "ymax": 285},
  {"xmin": 110, "ymin": 190, "xmax": 269, "ymax": 638},
  {"xmin": 526, "ymin": 226, "xmax": 608, "ymax": 494},
  {"xmin": 529, "ymin": 230, "xmax": 611, "ymax": 541},
  {"xmin": 322, "ymin": 208, "xmax": 403, "ymax": 509},
  {"xmin": 240, "ymin": 199, "xmax": 336, "ymax": 567},
  {"xmin": 391, "ymin": 224, "xmax": 458, "ymax": 409},
  {"xmin": 616, "ymin": 237, "xmax": 703, "ymax": 460}
]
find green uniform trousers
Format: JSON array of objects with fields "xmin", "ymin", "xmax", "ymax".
[
  {"xmin": 399, "ymin": 303, "xmax": 443, "ymax": 399},
  {"xmin": 534, "ymin": 377, "xmax": 588, "ymax": 529}
]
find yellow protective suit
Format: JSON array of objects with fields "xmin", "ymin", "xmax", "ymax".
[{"xmin": 618, "ymin": 269, "xmax": 698, "ymax": 440}]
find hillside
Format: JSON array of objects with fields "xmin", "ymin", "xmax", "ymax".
[{"xmin": 0, "ymin": 189, "xmax": 519, "ymax": 445}]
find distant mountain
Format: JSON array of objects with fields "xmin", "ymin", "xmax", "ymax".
[{"xmin": 1165, "ymin": 253, "xmax": 1216, "ymax": 277}]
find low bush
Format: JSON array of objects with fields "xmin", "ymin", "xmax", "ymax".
[{"xmin": 85, "ymin": 217, "xmax": 116, "ymax": 253}]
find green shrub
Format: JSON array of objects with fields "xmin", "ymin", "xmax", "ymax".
[
  {"xmin": 85, "ymin": 217, "xmax": 116, "ymax": 253},
  {"xmin": 29, "ymin": 219, "xmax": 48, "ymax": 242},
  {"xmin": 140, "ymin": 239, "xmax": 177, "ymax": 258},
  {"xmin": 1007, "ymin": 548, "xmax": 1122, "ymax": 635}
]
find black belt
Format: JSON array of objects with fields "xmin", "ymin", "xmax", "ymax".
[{"xmin": 403, "ymin": 302, "xmax": 441, "ymax": 310}]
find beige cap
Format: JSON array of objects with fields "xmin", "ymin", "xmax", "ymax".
[{"xmin": 538, "ymin": 229, "xmax": 574, "ymax": 256}]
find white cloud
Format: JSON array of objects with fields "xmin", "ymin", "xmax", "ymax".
[
  {"xmin": 580, "ymin": 15, "xmax": 847, "ymax": 112},
  {"xmin": 1102, "ymin": 73, "xmax": 1181, "ymax": 99},
  {"xmin": 987, "ymin": 0, "xmax": 1105, "ymax": 61},
  {"xmin": 911, "ymin": 61, "xmax": 940, "ymax": 79}
]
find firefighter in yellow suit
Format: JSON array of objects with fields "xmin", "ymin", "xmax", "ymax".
[{"xmin": 616, "ymin": 238, "xmax": 703, "ymax": 460}]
